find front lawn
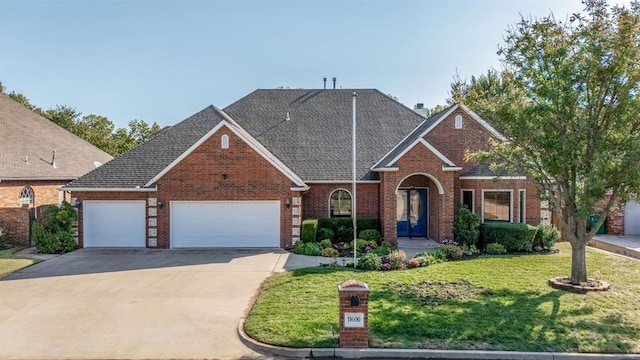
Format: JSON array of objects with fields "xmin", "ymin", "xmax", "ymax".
[
  {"xmin": 0, "ymin": 247, "xmax": 34, "ymax": 277},
  {"xmin": 245, "ymin": 243, "xmax": 640, "ymax": 353}
]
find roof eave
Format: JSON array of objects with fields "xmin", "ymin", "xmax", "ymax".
[{"xmin": 60, "ymin": 187, "xmax": 158, "ymax": 192}]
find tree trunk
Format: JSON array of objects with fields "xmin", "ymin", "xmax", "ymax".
[{"xmin": 570, "ymin": 240, "xmax": 588, "ymax": 284}]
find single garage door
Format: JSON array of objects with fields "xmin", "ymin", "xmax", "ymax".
[
  {"xmin": 171, "ymin": 201, "xmax": 280, "ymax": 248},
  {"xmin": 83, "ymin": 201, "xmax": 146, "ymax": 247},
  {"xmin": 624, "ymin": 200, "xmax": 640, "ymax": 235}
]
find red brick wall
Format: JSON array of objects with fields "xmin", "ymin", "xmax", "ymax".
[
  {"xmin": 302, "ymin": 183, "xmax": 379, "ymax": 220},
  {"xmin": 0, "ymin": 206, "xmax": 30, "ymax": 246},
  {"xmin": 0, "ymin": 180, "xmax": 68, "ymax": 207},
  {"xmin": 424, "ymin": 107, "xmax": 496, "ymax": 172},
  {"xmin": 72, "ymin": 125, "xmax": 297, "ymax": 248}
]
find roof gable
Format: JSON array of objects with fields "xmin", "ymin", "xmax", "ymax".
[
  {"xmin": 64, "ymin": 106, "xmax": 307, "ymax": 190},
  {"xmin": 0, "ymin": 93, "xmax": 113, "ymax": 180},
  {"xmin": 144, "ymin": 112, "xmax": 307, "ymax": 189},
  {"xmin": 373, "ymin": 104, "xmax": 506, "ymax": 170}
]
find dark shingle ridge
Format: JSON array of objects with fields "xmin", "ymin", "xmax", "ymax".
[
  {"xmin": 65, "ymin": 106, "xmax": 223, "ymax": 188},
  {"xmin": 223, "ymin": 89, "xmax": 426, "ymax": 181}
]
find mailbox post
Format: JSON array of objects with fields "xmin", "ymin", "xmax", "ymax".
[{"xmin": 338, "ymin": 279, "xmax": 369, "ymax": 348}]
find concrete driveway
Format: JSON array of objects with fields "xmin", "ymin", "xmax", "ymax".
[{"xmin": 0, "ymin": 248, "xmax": 304, "ymax": 360}]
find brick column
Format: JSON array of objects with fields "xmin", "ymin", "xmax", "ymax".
[{"xmin": 338, "ymin": 279, "xmax": 369, "ymax": 348}]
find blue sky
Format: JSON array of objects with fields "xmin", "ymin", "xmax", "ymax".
[{"xmin": 0, "ymin": 0, "xmax": 622, "ymax": 128}]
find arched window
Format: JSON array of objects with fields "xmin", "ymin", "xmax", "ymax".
[
  {"xmin": 329, "ymin": 189, "xmax": 352, "ymax": 217},
  {"xmin": 221, "ymin": 134, "xmax": 229, "ymax": 149},
  {"xmin": 19, "ymin": 185, "xmax": 34, "ymax": 206}
]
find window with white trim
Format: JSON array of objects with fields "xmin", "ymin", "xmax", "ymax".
[
  {"xmin": 461, "ymin": 190, "xmax": 474, "ymax": 212},
  {"xmin": 221, "ymin": 134, "xmax": 229, "ymax": 149},
  {"xmin": 483, "ymin": 191, "xmax": 511, "ymax": 222},
  {"xmin": 519, "ymin": 189, "xmax": 526, "ymax": 223},
  {"xmin": 19, "ymin": 185, "xmax": 34, "ymax": 206},
  {"xmin": 329, "ymin": 189, "xmax": 352, "ymax": 217},
  {"xmin": 454, "ymin": 114, "xmax": 463, "ymax": 129}
]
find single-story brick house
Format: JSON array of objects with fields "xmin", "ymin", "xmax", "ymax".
[
  {"xmin": 62, "ymin": 89, "xmax": 623, "ymax": 249},
  {"xmin": 0, "ymin": 93, "xmax": 112, "ymax": 245}
]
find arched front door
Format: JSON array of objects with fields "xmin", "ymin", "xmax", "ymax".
[{"xmin": 396, "ymin": 188, "xmax": 427, "ymax": 237}]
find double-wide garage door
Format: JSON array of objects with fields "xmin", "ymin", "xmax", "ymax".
[{"xmin": 170, "ymin": 201, "xmax": 280, "ymax": 248}]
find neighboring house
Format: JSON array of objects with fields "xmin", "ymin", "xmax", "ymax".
[
  {"xmin": 61, "ymin": 89, "xmax": 613, "ymax": 249},
  {"xmin": 0, "ymin": 93, "xmax": 113, "ymax": 245}
]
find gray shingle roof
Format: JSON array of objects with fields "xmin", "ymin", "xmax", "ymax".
[
  {"xmin": 65, "ymin": 106, "xmax": 224, "ymax": 188},
  {"xmin": 223, "ymin": 89, "xmax": 425, "ymax": 180},
  {"xmin": 0, "ymin": 93, "xmax": 113, "ymax": 180},
  {"xmin": 460, "ymin": 164, "xmax": 525, "ymax": 178}
]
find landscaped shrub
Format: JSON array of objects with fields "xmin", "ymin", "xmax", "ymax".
[
  {"xmin": 336, "ymin": 226, "xmax": 353, "ymax": 243},
  {"xmin": 534, "ymin": 224, "xmax": 560, "ymax": 249},
  {"xmin": 486, "ymin": 242, "xmax": 507, "ymax": 255},
  {"xmin": 359, "ymin": 252, "xmax": 382, "ymax": 270},
  {"xmin": 388, "ymin": 249, "xmax": 407, "ymax": 269},
  {"xmin": 352, "ymin": 239, "xmax": 368, "ymax": 251},
  {"xmin": 413, "ymin": 252, "xmax": 440, "ymax": 266},
  {"xmin": 454, "ymin": 205, "xmax": 480, "ymax": 247},
  {"xmin": 301, "ymin": 219, "xmax": 318, "ymax": 243},
  {"xmin": 33, "ymin": 202, "xmax": 77, "ymax": 254},
  {"xmin": 358, "ymin": 229, "xmax": 382, "ymax": 244},
  {"xmin": 432, "ymin": 249, "xmax": 448, "ymax": 262},
  {"xmin": 372, "ymin": 241, "xmax": 394, "ymax": 255},
  {"xmin": 321, "ymin": 247, "xmax": 339, "ymax": 258},
  {"xmin": 291, "ymin": 242, "xmax": 323, "ymax": 256},
  {"xmin": 0, "ymin": 224, "xmax": 7, "ymax": 249},
  {"xmin": 356, "ymin": 218, "xmax": 378, "ymax": 232},
  {"xmin": 436, "ymin": 245, "xmax": 465, "ymax": 260},
  {"xmin": 481, "ymin": 222, "xmax": 537, "ymax": 253},
  {"xmin": 316, "ymin": 217, "xmax": 378, "ymax": 242},
  {"xmin": 319, "ymin": 239, "xmax": 332, "ymax": 249},
  {"xmin": 317, "ymin": 228, "xmax": 334, "ymax": 242}
]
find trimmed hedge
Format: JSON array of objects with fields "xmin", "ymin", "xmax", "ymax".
[
  {"xmin": 316, "ymin": 217, "xmax": 379, "ymax": 242},
  {"xmin": 301, "ymin": 219, "xmax": 318, "ymax": 243},
  {"xmin": 481, "ymin": 222, "xmax": 537, "ymax": 253}
]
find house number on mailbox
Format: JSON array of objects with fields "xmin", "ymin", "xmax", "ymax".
[{"xmin": 344, "ymin": 312, "xmax": 364, "ymax": 328}]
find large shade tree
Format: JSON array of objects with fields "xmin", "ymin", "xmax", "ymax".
[{"xmin": 470, "ymin": 0, "xmax": 640, "ymax": 284}]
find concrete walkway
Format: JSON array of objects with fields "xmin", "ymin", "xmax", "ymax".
[{"xmin": 590, "ymin": 234, "xmax": 640, "ymax": 260}]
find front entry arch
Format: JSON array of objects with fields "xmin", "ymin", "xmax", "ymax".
[
  {"xmin": 396, "ymin": 188, "xmax": 428, "ymax": 237},
  {"xmin": 395, "ymin": 173, "xmax": 442, "ymax": 239}
]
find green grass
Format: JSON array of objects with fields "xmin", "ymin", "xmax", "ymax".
[
  {"xmin": 245, "ymin": 243, "xmax": 640, "ymax": 352},
  {"xmin": 0, "ymin": 246, "xmax": 34, "ymax": 277}
]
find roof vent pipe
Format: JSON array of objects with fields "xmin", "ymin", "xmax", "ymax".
[
  {"xmin": 333, "ymin": 77, "xmax": 336, "ymax": 89},
  {"xmin": 323, "ymin": 77, "xmax": 327, "ymax": 89},
  {"xmin": 51, "ymin": 150, "xmax": 57, "ymax": 168}
]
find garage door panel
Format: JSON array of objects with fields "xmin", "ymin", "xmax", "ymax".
[
  {"xmin": 83, "ymin": 201, "xmax": 146, "ymax": 247},
  {"xmin": 624, "ymin": 200, "xmax": 640, "ymax": 236},
  {"xmin": 171, "ymin": 201, "xmax": 280, "ymax": 248}
]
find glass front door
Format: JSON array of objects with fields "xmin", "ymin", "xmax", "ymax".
[{"xmin": 396, "ymin": 189, "xmax": 427, "ymax": 237}]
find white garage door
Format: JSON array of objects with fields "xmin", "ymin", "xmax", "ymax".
[
  {"xmin": 171, "ymin": 201, "xmax": 280, "ymax": 248},
  {"xmin": 624, "ymin": 200, "xmax": 640, "ymax": 236},
  {"xmin": 83, "ymin": 201, "xmax": 146, "ymax": 247}
]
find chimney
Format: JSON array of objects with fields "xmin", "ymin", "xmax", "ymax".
[
  {"xmin": 333, "ymin": 77, "xmax": 336, "ymax": 89},
  {"xmin": 323, "ymin": 77, "xmax": 327, "ymax": 89},
  {"xmin": 415, "ymin": 103, "xmax": 424, "ymax": 109}
]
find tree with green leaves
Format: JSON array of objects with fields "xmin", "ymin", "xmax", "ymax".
[{"xmin": 468, "ymin": 0, "xmax": 640, "ymax": 284}]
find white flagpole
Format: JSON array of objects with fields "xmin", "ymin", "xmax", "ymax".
[{"xmin": 352, "ymin": 92, "xmax": 357, "ymax": 268}]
